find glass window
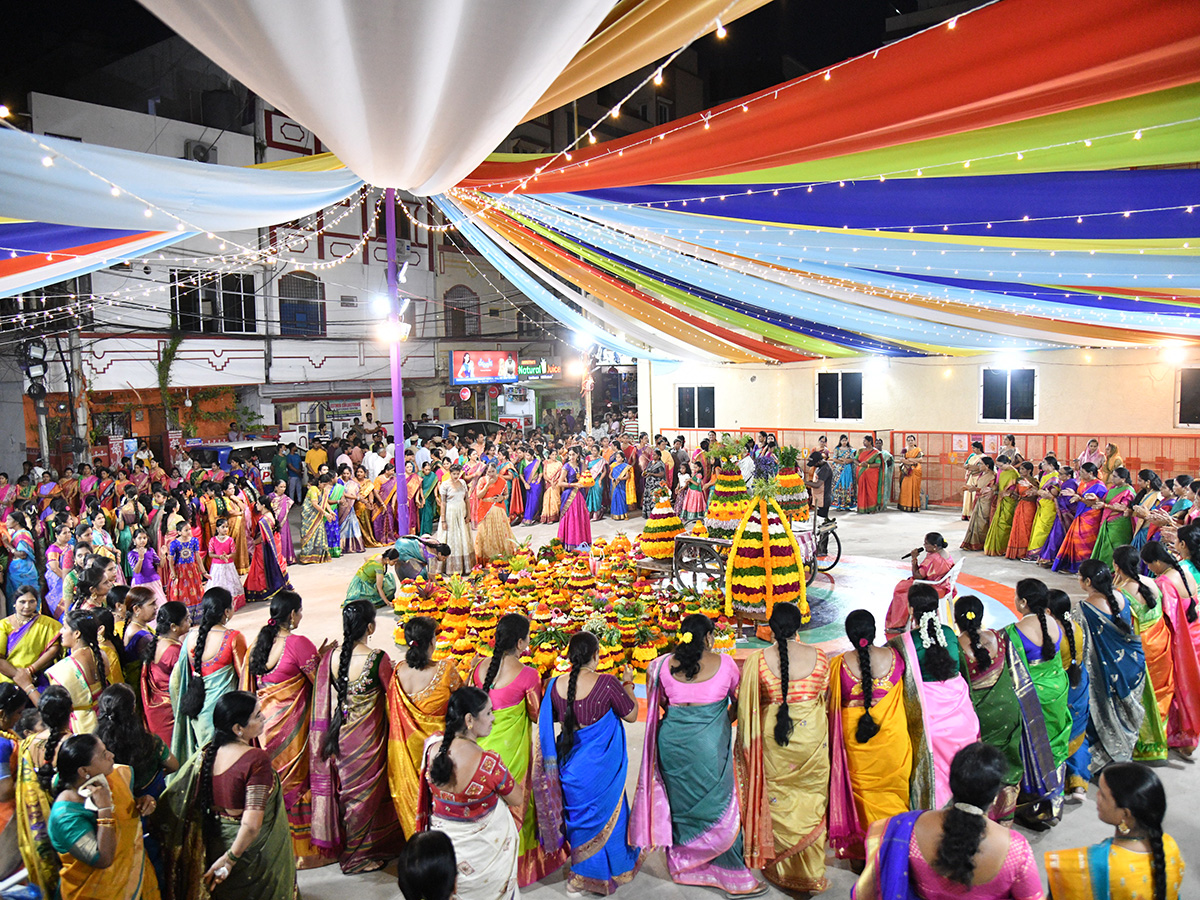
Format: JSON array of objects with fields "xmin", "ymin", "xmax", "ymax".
[
  {"xmin": 1179, "ymin": 369, "xmax": 1200, "ymax": 426},
  {"xmin": 221, "ymin": 273, "xmax": 256, "ymax": 333},
  {"xmin": 980, "ymin": 368, "xmax": 1037, "ymax": 422},
  {"xmin": 279, "ymin": 272, "xmax": 326, "ymax": 337}
]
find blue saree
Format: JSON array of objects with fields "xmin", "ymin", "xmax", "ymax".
[
  {"xmin": 850, "ymin": 810, "xmax": 921, "ymax": 900},
  {"xmin": 535, "ymin": 681, "xmax": 640, "ymax": 894},
  {"xmin": 1063, "ymin": 620, "xmax": 1092, "ymax": 790},
  {"xmin": 1080, "ymin": 602, "xmax": 1146, "ymax": 772}
]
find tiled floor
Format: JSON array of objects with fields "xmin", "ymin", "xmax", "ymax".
[{"xmin": 239, "ymin": 507, "xmax": 1200, "ymax": 899}]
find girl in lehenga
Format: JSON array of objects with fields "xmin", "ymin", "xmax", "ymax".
[
  {"xmin": 1006, "ymin": 578, "xmax": 1072, "ymax": 827},
  {"xmin": 15, "ymin": 686, "xmax": 72, "ymax": 897},
  {"xmin": 387, "ymin": 616, "xmax": 463, "ymax": 839},
  {"xmin": 243, "ymin": 591, "xmax": 335, "ymax": 868},
  {"xmin": 1025, "ymin": 456, "xmax": 1062, "ymax": 559},
  {"xmin": 46, "ymin": 734, "xmax": 160, "ymax": 900},
  {"xmin": 156, "ymin": 691, "xmax": 298, "ymax": 900},
  {"xmin": 983, "ymin": 460, "xmax": 1021, "ymax": 556},
  {"xmin": 1048, "ymin": 588, "xmax": 1094, "ymax": 796},
  {"xmin": 830, "ymin": 435, "xmax": 856, "ymax": 511},
  {"xmin": 421, "ymin": 687, "xmax": 522, "ymax": 900},
  {"xmin": 311, "ymin": 601, "xmax": 404, "ymax": 874},
  {"xmin": 897, "ymin": 434, "xmax": 923, "ymax": 512},
  {"xmin": 269, "ymin": 480, "xmax": 298, "ymax": 564},
  {"xmin": 1044, "ymin": 763, "xmax": 1184, "ymax": 900},
  {"xmin": 953, "ymin": 595, "xmax": 1026, "ymax": 821},
  {"xmin": 736, "ymin": 603, "xmax": 829, "ymax": 892},
  {"xmin": 960, "ymin": 457, "xmax": 996, "ymax": 551},
  {"xmin": 171, "ymin": 588, "xmax": 247, "ymax": 764},
  {"xmin": 474, "ymin": 464, "xmax": 516, "ymax": 564},
  {"xmin": 244, "ymin": 497, "xmax": 293, "ymax": 604},
  {"xmin": 1054, "ymin": 462, "xmax": 1109, "ymax": 574},
  {"xmin": 1091, "ymin": 467, "xmax": 1136, "ymax": 567},
  {"xmin": 431, "ymin": 464, "xmax": 475, "ymax": 576},
  {"xmin": 828, "ymin": 610, "xmax": 912, "ymax": 860},
  {"xmin": 534, "ymin": 631, "xmax": 641, "ymax": 895},
  {"xmin": 891, "ymin": 584, "xmax": 980, "ymax": 810},
  {"xmin": 1073, "ymin": 562, "xmax": 1148, "ymax": 778},
  {"xmin": 631, "ymin": 614, "xmax": 765, "ymax": 895},
  {"xmin": 297, "ymin": 474, "xmax": 334, "ymax": 565},
  {"xmin": 1112, "ymin": 546, "xmax": 1170, "ymax": 762},
  {"xmin": 46, "ymin": 609, "xmax": 110, "ymax": 733},
  {"xmin": 471, "ymin": 614, "xmax": 567, "ymax": 886}
]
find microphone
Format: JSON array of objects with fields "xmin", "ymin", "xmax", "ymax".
[{"xmin": 901, "ymin": 550, "xmax": 916, "ymax": 560}]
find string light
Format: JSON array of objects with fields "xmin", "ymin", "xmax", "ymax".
[{"xmin": 715, "ymin": 19, "xmax": 727, "ymax": 38}]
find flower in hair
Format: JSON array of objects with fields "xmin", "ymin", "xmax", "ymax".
[
  {"xmin": 679, "ymin": 632, "xmax": 693, "ymax": 644},
  {"xmin": 858, "ymin": 638, "xmax": 868, "ymax": 648},
  {"xmin": 965, "ymin": 611, "xmax": 976, "ymax": 621}
]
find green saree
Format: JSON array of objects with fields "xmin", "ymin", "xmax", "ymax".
[
  {"xmin": 960, "ymin": 630, "xmax": 1024, "ymax": 817},
  {"xmin": 1006, "ymin": 624, "xmax": 1072, "ymax": 767},
  {"xmin": 1090, "ymin": 484, "xmax": 1134, "ymax": 568},
  {"xmin": 983, "ymin": 469, "xmax": 1020, "ymax": 556}
]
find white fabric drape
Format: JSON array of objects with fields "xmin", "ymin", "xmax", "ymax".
[{"xmin": 138, "ymin": 0, "xmax": 617, "ymax": 194}]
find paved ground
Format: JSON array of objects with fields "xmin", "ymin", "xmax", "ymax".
[{"xmin": 241, "ymin": 506, "xmax": 1200, "ymax": 899}]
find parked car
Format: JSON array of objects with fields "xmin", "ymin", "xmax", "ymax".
[
  {"xmin": 414, "ymin": 419, "xmax": 503, "ymax": 443},
  {"xmin": 186, "ymin": 441, "xmax": 278, "ymax": 476}
]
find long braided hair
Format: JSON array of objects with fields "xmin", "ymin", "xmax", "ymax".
[
  {"xmin": 1078, "ymin": 558, "xmax": 1129, "ymax": 635},
  {"xmin": 1103, "ymin": 763, "xmax": 1169, "ymax": 900},
  {"xmin": 180, "ymin": 587, "xmax": 233, "ymax": 719},
  {"xmin": 481, "ymin": 614, "xmax": 528, "ymax": 691},
  {"xmin": 934, "ymin": 743, "xmax": 1007, "ymax": 885},
  {"xmin": 1016, "ymin": 578, "xmax": 1057, "ymax": 660},
  {"xmin": 953, "ymin": 595, "xmax": 991, "ymax": 671},
  {"xmin": 556, "ymin": 632, "xmax": 598, "ymax": 761},
  {"xmin": 1175, "ymin": 523, "xmax": 1200, "ymax": 622},
  {"xmin": 1113, "ymin": 545, "xmax": 1158, "ymax": 613},
  {"xmin": 96, "ymin": 683, "xmax": 159, "ymax": 776},
  {"xmin": 321, "ymin": 600, "xmax": 375, "ymax": 760},
  {"xmin": 1141, "ymin": 540, "xmax": 1196, "ymax": 623},
  {"xmin": 404, "ymin": 616, "xmax": 437, "ymax": 670},
  {"xmin": 1046, "ymin": 589, "xmax": 1083, "ymax": 687},
  {"xmin": 249, "ymin": 591, "xmax": 303, "ymax": 678},
  {"xmin": 845, "ymin": 610, "xmax": 881, "ymax": 743},
  {"xmin": 429, "ymin": 687, "xmax": 489, "ymax": 786},
  {"xmin": 34, "ymin": 686, "xmax": 73, "ymax": 794},
  {"xmin": 63, "ymin": 609, "xmax": 108, "ymax": 690},
  {"xmin": 909, "ymin": 583, "xmax": 956, "ymax": 680},
  {"xmin": 198, "ymin": 691, "xmax": 258, "ymax": 823},
  {"xmin": 769, "ymin": 602, "xmax": 804, "ymax": 747}
]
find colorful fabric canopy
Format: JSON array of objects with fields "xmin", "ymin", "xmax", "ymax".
[{"xmin": 441, "ymin": 0, "xmax": 1200, "ymax": 359}]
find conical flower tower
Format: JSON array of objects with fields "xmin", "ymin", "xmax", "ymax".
[
  {"xmin": 639, "ymin": 495, "xmax": 684, "ymax": 559},
  {"xmin": 704, "ymin": 438, "xmax": 752, "ymax": 540},
  {"xmin": 775, "ymin": 445, "xmax": 810, "ymax": 525},
  {"xmin": 725, "ymin": 477, "xmax": 808, "ymax": 623}
]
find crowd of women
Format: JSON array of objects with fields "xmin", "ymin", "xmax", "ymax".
[{"xmin": 810, "ymin": 433, "xmax": 925, "ymax": 514}]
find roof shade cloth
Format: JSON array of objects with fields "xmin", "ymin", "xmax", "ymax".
[{"xmin": 137, "ymin": 0, "xmax": 617, "ymax": 194}]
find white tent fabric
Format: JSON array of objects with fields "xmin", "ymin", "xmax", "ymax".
[{"xmin": 137, "ymin": 0, "xmax": 617, "ymax": 194}]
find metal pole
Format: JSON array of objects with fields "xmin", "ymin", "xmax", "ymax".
[
  {"xmin": 385, "ymin": 188, "xmax": 410, "ymax": 534},
  {"xmin": 35, "ymin": 401, "xmax": 50, "ymax": 466},
  {"xmin": 68, "ymin": 329, "xmax": 88, "ymax": 466}
]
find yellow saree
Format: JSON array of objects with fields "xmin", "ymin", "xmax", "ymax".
[{"xmin": 1045, "ymin": 835, "xmax": 1184, "ymax": 900}]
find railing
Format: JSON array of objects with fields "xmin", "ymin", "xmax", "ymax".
[{"xmin": 659, "ymin": 427, "xmax": 1200, "ymax": 508}]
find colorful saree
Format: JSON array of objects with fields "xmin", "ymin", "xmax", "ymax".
[
  {"xmin": 15, "ymin": 733, "xmax": 58, "ymax": 897},
  {"xmin": 1006, "ymin": 623, "xmax": 1069, "ymax": 816},
  {"xmin": 1080, "ymin": 602, "xmax": 1146, "ymax": 773},
  {"xmin": 533, "ymin": 681, "xmax": 641, "ymax": 895},
  {"xmin": 1063, "ymin": 619, "xmax": 1093, "ymax": 790},
  {"xmin": 1157, "ymin": 576, "xmax": 1200, "ymax": 752},
  {"xmin": 830, "ymin": 446, "xmax": 856, "ymax": 510},
  {"xmin": 541, "ymin": 459, "xmax": 565, "ymax": 523},
  {"xmin": 311, "ymin": 648, "xmax": 404, "ymax": 873},
  {"xmin": 353, "ymin": 480, "xmax": 383, "ymax": 549},
  {"xmin": 851, "ymin": 811, "xmax": 921, "ymax": 900},
  {"xmin": 1005, "ymin": 479, "xmax": 1041, "ymax": 559},
  {"xmin": 1027, "ymin": 472, "xmax": 1060, "ymax": 554},
  {"xmin": 897, "ymin": 448, "xmax": 922, "ymax": 512},
  {"xmin": 141, "ymin": 641, "xmax": 182, "ymax": 748},
  {"xmin": 856, "ymin": 448, "xmax": 881, "ymax": 513},
  {"xmin": 169, "ymin": 629, "xmax": 247, "ymax": 763},
  {"xmin": 827, "ymin": 652, "xmax": 911, "ymax": 860},
  {"xmin": 244, "ymin": 512, "xmax": 293, "ymax": 603},
  {"xmin": 585, "ymin": 458, "xmax": 606, "ymax": 515},
  {"xmin": 1090, "ymin": 484, "xmax": 1135, "ymax": 567},
  {"xmin": 324, "ymin": 485, "xmax": 343, "ymax": 557},
  {"xmin": 1045, "ymin": 835, "xmax": 1185, "ymax": 900},
  {"xmin": 337, "ymin": 480, "xmax": 364, "ymax": 554},
  {"xmin": 960, "ymin": 469, "xmax": 996, "ymax": 551},
  {"xmin": 157, "ymin": 751, "xmax": 296, "ymax": 900},
  {"xmin": 4, "ymin": 530, "xmax": 37, "ymax": 607},
  {"xmin": 610, "ymin": 461, "xmax": 634, "ymax": 520},
  {"xmin": 522, "ymin": 459, "xmax": 544, "ymax": 525},
  {"xmin": 386, "ymin": 658, "xmax": 463, "ymax": 838},
  {"xmin": 0, "ymin": 615, "xmax": 59, "ymax": 686},
  {"xmin": 419, "ymin": 471, "xmax": 440, "ymax": 532},
  {"xmin": 736, "ymin": 650, "xmax": 829, "ymax": 892},
  {"xmin": 629, "ymin": 655, "xmax": 759, "ymax": 893},
  {"xmin": 46, "ymin": 654, "xmax": 101, "ymax": 734},
  {"xmin": 1040, "ymin": 476, "xmax": 1079, "ymax": 564},
  {"xmin": 297, "ymin": 486, "xmax": 331, "ymax": 565},
  {"xmin": 960, "ymin": 630, "xmax": 1024, "ymax": 820},
  {"xmin": 1124, "ymin": 582, "xmax": 1173, "ymax": 756},
  {"xmin": 1053, "ymin": 479, "xmax": 1108, "ymax": 573},
  {"xmin": 983, "ymin": 468, "xmax": 1020, "ymax": 556}
]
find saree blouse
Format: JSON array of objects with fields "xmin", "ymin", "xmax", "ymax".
[
  {"xmin": 256, "ymin": 634, "xmax": 319, "ymax": 686},
  {"xmin": 196, "ymin": 629, "xmax": 248, "ymax": 677},
  {"xmin": 909, "ymin": 828, "xmax": 1043, "ymax": 900},
  {"xmin": 840, "ymin": 649, "xmax": 905, "ymax": 704},
  {"xmin": 659, "ymin": 653, "xmax": 739, "ymax": 703},
  {"xmin": 212, "ymin": 747, "xmax": 275, "ymax": 814},
  {"xmin": 472, "ymin": 663, "xmax": 541, "ymax": 713},
  {"xmin": 755, "ymin": 650, "xmax": 829, "ymax": 704},
  {"xmin": 1045, "ymin": 835, "xmax": 1184, "ymax": 900},
  {"xmin": 550, "ymin": 674, "xmax": 635, "ymax": 726},
  {"xmin": 428, "ymin": 749, "xmax": 515, "ymax": 821}
]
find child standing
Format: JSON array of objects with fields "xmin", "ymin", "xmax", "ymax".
[
  {"xmin": 167, "ymin": 520, "xmax": 206, "ymax": 622},
  {"xmin": 678, "ymin": 461, "xmax": 707, "ymax": 524},
  {"xmin": 127, "ymin": 528, "xmax": 167, "ymax": 608},
  {"xmin": 206, "ymin": 518, "xmax": 247, "ymax": 611}
]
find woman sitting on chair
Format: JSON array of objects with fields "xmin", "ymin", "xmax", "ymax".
[{"xmin": 885, "ymin": 533, "xmax": 954, "ymax": 635}]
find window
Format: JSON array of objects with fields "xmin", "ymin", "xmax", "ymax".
[
  {"xmin": 1178, "ymin": 369, "xmax": 1200, "ymax": 426},
  {"xmin": 220, "ymin": 273, "xmax": 256, "ymax": 333},
  {"xmin": 171, "ymin": 269, "xmax": 219, "ymax": 334},
  {"xmin": 279, "ymin": 272, "xmax": 326, "ymax": 337},
  {"xmin": 443, "ymin": 285, "xmax": 480, "ymax": 337},
  {"xmin": 816, "ymin": 371, "xmax": 863, "ymax": 421},
  {"xmin": 980, "ymin": 367, "xmax": 1037, "ymax": 422},
  {"xmin": 677, "ymin": 386, "xmax": 715, "ymax": 429},
  {"xmin": 517, "ymin": 304, "xmax": 547, "ymax": 338},
  {"xmin": 656, "ymin": 97, "xmax": 674, "ymax": 126}
]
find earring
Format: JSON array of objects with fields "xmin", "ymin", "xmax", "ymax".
[{"xmin": 1118, "ymin": 821, "xmax": 1131, "ymax": 836}]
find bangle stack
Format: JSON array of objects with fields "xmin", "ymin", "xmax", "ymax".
[{"xmin": 226, "ymin": 850, "xmax": 243, "ymax": 865}]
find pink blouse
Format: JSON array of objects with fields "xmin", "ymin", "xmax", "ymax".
[
  {"xmin": 839, "ymin": 648, "xmax": 905, "ymax": 704},
  {"xmin": 660, "ymin": 652, "xmax": 739, "ymax": 704},
  {"xmin": 473, "ymin": 662, "xmax": 540, "ymax": 711},
  {"xmin": 908, "ymin": 828, "xmax": 1044, "ymax": 900},
  {"xmin": 259, "ymin": 633, "xmax": 319, "ymax": 686}
]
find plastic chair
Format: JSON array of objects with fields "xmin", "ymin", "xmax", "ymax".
[{"xmin": 913, "ymin": 558, "xmax": 964, "ymax": 625}]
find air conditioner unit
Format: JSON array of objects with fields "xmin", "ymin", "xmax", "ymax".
[{"xmin": 184, "ymin": 140, "xmax": 218, "ymax": 164}]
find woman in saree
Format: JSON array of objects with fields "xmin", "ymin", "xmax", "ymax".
[
  {"xmin": 115, "ymin": 487, "xmax": 143, "ymax": 581},
  {"xmin": 893, "ymin": 584, "xmax": 981, "ymax": 811},
  {"xmin": 16, "ymin": 686, "xmax": 71, "ymax": 896},
  {"xmin": 585, "ymin": 451, "xmax": 606, "ymax": 521},
  {"xmin": 3, "ymin": 511, "xmax": 38, "ymax": 613},
  {"xmin": 1006, "ymin": 578, "xmax": 1071, "ymax": 827},
  {"xmin": 897, "ymin": 434, "xmax": 923, "ymax": 512},
  {"xmin": 323, "ymin": 472, "xmax": 343, "ymax": 559},
  {"xmin": 352, "ymin": 466, "xmax": 383, "ymax": 549},
  {"xmin": 556, "ymin": 452, "xmax": 593, "ymax": 551},
  {"xmin": 631, "ymin": 614, "xmax": 764, "ymax": 895},
  {"xmin": 44, "ymin": 518, "xmax": 73, "ymax": 617},
  {"xmin": 45, "ymin": 734, "xmax": 159, "ymax": 900},
  {"xmin": 984, "ymin": 461, "xmax": 1021, "ymax": 557},
  {"xmin": 403, "ymin": 460, "xmax": 422, "ymax": 534},
  {"xmin": 0, "ymin": 585, "xmax": 60, "ymax": 690},
  {"xmin": 540, "ymin": 449, "xmax": 565, "ymax": 525},
  {"xmin": 46, "ymin": 609, "xmax": 109, "ymax": 734},
  {"xmin": 269, "ymin": 480, "xmax": 297, "ymax": 563},
  {"xmin": 218, "ymin": 482, "xmax": 248, "ymax": 575},
  {"xmin": 830, "ymin": 434, "xmax": 856, "ymax": 511},
  {"xmin": 372, "ymin": 464, "xmax": 399, "ymax": 544},
  {"xmin": 953, "ymin": 596, "xmax": 1025, "ymax": 821},
  {"xmin": 1025, "ymin": 456, "xmax": 1062, "ymax": 559},
  {"xmin": 474, "ymin": 466, "xmax": 516, "ymax": 565},
  {"xmin": 521, "ymin": 448, "xmax": 544, "ymax": 526},
  {"xmin": 158, "ymin": 690, "xmax": 297, "ymax": 900},
  {"xmin": 418, "ymin": 461, "xmax": 440, "ymax": 533},
  {"xmin": 1139, "ymin": 541, "xmax": 1200, "ymax": 757},
  {"xmin": 1044, "ymin": 763, "xmax": 1184, "ymax": 900},
  {"xmin": 297, "ymin": 473, "xmax": 333, "ymax": 565},
  {"xmin": 885, "ymin": 533, "xmax": 953, "ymax": 635},
  {"xmin": 335, "ymin": 466, "xmax": 365, "ymax": 555},
  {"xmin": 244, "ymin": 497, "xmax": 293, "ymax": 604},
  {"xmin": 960, "ymin": 456, "xmax": 997, "ymax": 551},
  {"xmin": 140, "ymin": 602, "xmax": 189, "ymax": 749},
  {"xmin": 171, "ymin": 587, "xmax": 247, "ymax": 764},
  {"xmin": 641, "ymin": 454, "xmax": 667, "ymax": 518},
  {"xmin": 387, "ymin": 615, "xmax": 463, "ymax": 838},
  {"xmin": 35, "ymin": 472, "xmax": 60, "ymax": 517},
  {"xmin": 1112, "ymin": 546, "xmax": 1171, "ymax": 762},
  {"xmin": 536, "ymin": 631, "xmax": 641, "ymax": 895},
  {"xmin": 471, "ymin": 614, "xmax": 566, "ymax": 886},
  {"xmin": 609, "ymin": 454, "xmax": 635, "ymax": 521},
  {"xmin": 461, "ymin": 450, "xmax": 486, "ymax": 527},
  {"xmin": 422, "ymin": 686, "xmax": 522, "ymax": 900},
  {"xmin": 311, "ymin": 601, "xmax": 403, "ymax": 873},
  {"xmin": 1092, "ymin": 467, "xmax": 1136, "ymax": 567},
  {"xmin": 852, "ymin": 743, "xmax": 1044, "ymax": 900},
  {"xmin": 243, "ymin": 591, "xmax": 333, "ymax": 868},
  {"xmin": 855, "ymin": 436, "xmax": 882, "ymax": 514},
  {"xmin": 1074, "ymin": 562, "xmax": 1148, "ymax": 778},
  {"xmin": 1100, "ymin": 442, "xmax": 1125, "ymax": 484},
  {"xmin": 1054, "ymin": 462, "xmax": 1110, "ymax": 573},
  {"xmin": 497, "ymin": 451, "xmax": 522, "ymax": 527},
  {"xmin": 343, "ymin": 549, "xmax": 399, "ymax": 609},
  {"xmin": 1131, "ymin": 469, "xmax": 1167, "ymax": 552},
  {"xmin": 960, "ymin": 441, "xmax": 984, "ymax": 520},
  {"xmin": 0, "ymin": 475, "xmax": 17, "ymax": 523},
  {"xmin": 736, "ymin": 603, "xmax": 829, "ymax": 892},
  {"xmin": 1005, "ymin": 462, "xmax": 1041, "ymax": 559},
  {"xmin": 1049, "ymin": 588, "xmax": 1093, "ymax": 797},
  {"xmin": 1039, "ymin": 465, "xmax": 1080, "ymax": 566}
]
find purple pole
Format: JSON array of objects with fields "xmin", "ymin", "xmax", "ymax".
[{"xmin": 385, "ymin": 188, "xmax": 410, "ymax": 534}]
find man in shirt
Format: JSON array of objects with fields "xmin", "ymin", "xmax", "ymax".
[
  {"xmin": 413, "ymin": 438, "xmax": 433, "ymax": 471},
  {"xmin": 808, "ymin": 451, "xmax": 834, "ymax": 522},
  {"xmin": 271, "ymin": 444, "xmax": 289, "ymax": 488},
  {"xmin": 286, "ymin": 443, "xmax": 304, "ymax": 503},
  {"xmin": 304, "ymin": 440, "xmax": 328, "ymax": 480},
  {"xmin": 365, "ymin": 443, "xmax": 389, "ymax": 480}
]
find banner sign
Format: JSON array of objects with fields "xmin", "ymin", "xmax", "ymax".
[
  {"xmin": 449, "ymin": 350, "xmax": 518, "ymax": 385},
  {"xmin": 517, "ymin": 357, "xmax": 563, "ymax": 380}
]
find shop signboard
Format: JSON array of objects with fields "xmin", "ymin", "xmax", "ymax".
[
  {"xmin": 107, "ymin": 435, "xmax": 124, "ymax": 467},
  {"xmin": 449, "ymin": 350, "xmax": 519, "ymax": 385},
  {"xmin": 517, "ymin": 357, "xmax": 563, "ymax": 380}
]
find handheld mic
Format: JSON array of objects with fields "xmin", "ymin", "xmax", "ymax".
[{"xmin": 900, "ymin": 550, "xmax": 915, "ymax": 560}]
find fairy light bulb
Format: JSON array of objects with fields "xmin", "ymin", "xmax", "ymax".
[
  {"xmin": 715, "ymin": 19, "xmax": 726, "ymax": 38},
  {"xmin": 654, "ymin": 69, "xmax": 663, "ymax": 86}
]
